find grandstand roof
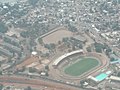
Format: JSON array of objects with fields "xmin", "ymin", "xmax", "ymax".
[{"xmin": 53, "ymin": 49, "xmax": 83, "ymax": 66}]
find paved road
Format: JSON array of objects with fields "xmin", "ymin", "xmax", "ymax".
[{"xmin": 0, "ymin": 76, "xmax": 80, "ymax": 90}]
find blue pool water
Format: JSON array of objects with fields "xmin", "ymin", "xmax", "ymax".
[{"xmin": 95, "ymin": 73, "xmax": 108, "ymax": 81}]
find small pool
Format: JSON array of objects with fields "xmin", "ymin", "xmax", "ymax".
[{"xmin": 95, "ymin": 73, "xmax": 108, "ymax": 81}]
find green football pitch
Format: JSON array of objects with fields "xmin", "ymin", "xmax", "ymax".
[{"xmin": 64, "ymin": 57, "xmax": 99, "ymax": 76}]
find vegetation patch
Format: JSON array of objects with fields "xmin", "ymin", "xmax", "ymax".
[{"xmin": 64, "ymin": 57, "xmax": 99, "ymax": 76}]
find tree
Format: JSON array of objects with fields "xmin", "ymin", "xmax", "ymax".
[
  {"xmin": 105, "ymin": 48, "xmax": 112, "ymax": 56},
  {"xmin": 45, "ymin": 65, "xmax": 49, "ymax": 71},
  {"xmin": 20, "ymin": 31, "xmax": 29, "ymax": 38},
  {"xmin": 38, "ymin": 38, "xmax": 43, "ymax": 45},
  {"xmin": 78, "ymin": 44, "xmax": 83, "ymax": 49},
  {"xmin": 110, "ymin": 57, "xmax": 115, "ymax": 61},
  {"xmin": 39, "ymin": 60, "xmax": 42, "ymax": 64},
  {"xmin": 117, "ymin": 72, "xmax": 120, "ymax": 77},
  {"xmin": 80, "ymin": 80, "xmax": 85, "ymax": 88},
  {"xmin": 50, "ymin": 43, "xmax": 56, "ymax": 50},
  {"xmin": 94, "ymin": 43, "xmax": 105, "ymax": 53},
  {"xmin": 0, "ymin": 22, "xmax": 8, "ymax": 33},
  {"xmin": 0, "ymin": 70, "xmax": 2, "ymax": 75},
  {"xmin": 62, "ymin": 37, "xmax": 69, "ymax": 43},
  {"xmin": 29, "ymin": 67, "xmax": 36, "ymax": 73},
  {"xmin": 58, "ymin": 40, "xmax": 62, "ymax": 45},
  {"xmin": 24, "ymin": 86, "xmax": 32, "ymax": 90},
  {"xmin": 45, "ymin": 53, "xmax": 50, "ymax": 57},
  {"xmin": 68, "ymin": 24, "xmax": 77, "ymax": 32},
  {"xmin": 0, "ymin": 84, "xmax": 3, "ymax": 90},
  {"xmin": 113, "ymin": 51, "xmax": 117, "ymax": 56},
  {"xmin": 95, "ymin": 47, "xmax": 102, "ymax": 53},
  {"xmin": 0, "ymin": 61, "xmax": 2, "ymax": 67},
  {"xmin": 28, "ymin": 0, "xmax": 38, "ymax": 6},
  {"xmin": 45, "ymin": 72, "xmax": 49, "ymax": 76},
  {"xmin": 86, "ymin": 47, "xmax": 91, "ymax": 52},
  {"xmin": 98, "ymin": 87, "xmax": 102, "ymax": 90},
  {"xmin": 44, "ymin": 43, "xmax": 56, "ymax": 50},
  {"xmin": 72, "ymin": 46, "xmax": 76, "ymax": 51}
]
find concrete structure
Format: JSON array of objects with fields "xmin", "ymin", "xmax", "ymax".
[
  {"xmin": 53, "ymin": 49, "xmax": 83, "ymax": 67},
  {"xmin": 110, "ymin": 59, "xmax": 120, "ymax": 64},
  {"xmin": 88, "ymin": 71, "xmax": 112, "ymax": 84},
  {"xmin": 31, "ymin": 51, "xmax": 38, "ymax": 56},
  {"xmin": 0, "ymin": 56, "xmax": 7, "ymax": 63},
  {"xmin": 109, "ymin": 76, "xmax": 120, "ymax": 82}
]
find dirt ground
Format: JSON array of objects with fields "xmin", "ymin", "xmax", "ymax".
[
  {"xmin": 0, "ymin": 76, "xmax": 80, "ymax": 90},
  {"xmin": 16, "ymin": 56, "xmax": 40, "ymax": 69},
  {"xmin": 16, "ymin": 55, "xmax": 50, "ymax": 71},
  {"xmin": 43, "ymin": 29, "xmax": 73, "ymax": 44}
]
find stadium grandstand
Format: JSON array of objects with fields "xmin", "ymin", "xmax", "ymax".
[{"xmin": 52, "ymin": 49, "xmax": 83, "ymax": 68}]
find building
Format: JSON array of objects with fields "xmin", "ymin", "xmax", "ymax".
[
  {"xmin": 88, "ymin": 71, "xmax": 112, "ymax": 85},
  {"xmin": 0, "ymin": 56, "xmax": 8, "ymax": 63},
  {"xmin": 52, "ymin": 49, "xmax": 83, "ymax": 68},
  {"xmin": 1, "ymin": 42, "xmax": 22, "ymax": 54},
  {"xmin": 0, "ymin": 47, "xmax": 13, "ymax": 57},
  {"xmin": 109, "ymin": 76, "xmax": 120, "ymax": 82}
]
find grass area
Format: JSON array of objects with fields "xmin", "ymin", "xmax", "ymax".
[{"xmin": 64, "ymin": 57, "xmax": 99, "ymax": 76}]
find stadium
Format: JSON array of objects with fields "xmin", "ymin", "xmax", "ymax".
[{"xmin": 52, "ymin": 50, "xmax": 109, "ymax": 80}]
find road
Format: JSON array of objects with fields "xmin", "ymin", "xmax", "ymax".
[{"xmin": 0, "ymin": 76, "xmax": 80, "ymax": 90}]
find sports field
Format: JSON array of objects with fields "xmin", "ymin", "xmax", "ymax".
[{"xmin": 64, "ymin": 57, "xmax": 99, "ymax": 76}]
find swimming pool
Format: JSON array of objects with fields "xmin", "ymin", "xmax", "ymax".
[{"xmin": 95, "ymin": 73, "xmax": 108, "ymax": 81}]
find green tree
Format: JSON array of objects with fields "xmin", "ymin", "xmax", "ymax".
[
  {"xmin": 80, "ymin": 80, "xmax": 85, "ymax": 88},
  {"xmin": 45, "ymin": 65, "xmax": 49, "ymax": 71},
  {"xmin": 72, "ymin": 46, "xmax": 76, "ymax": 51},
  {"xmin": 44, "ymin": 43, "xmax": 56, "ymax": 50},
  {"xmin": 0, "ymin": 84, "xmax": 3, "ymax": 90},
  {"xmin": 29, "ymin": 67, "xmax": 36, "ymax": 73},
  {"xmin": 68, "ymin": 24, "xmax": 77, "ymax": 32},
  {"xmin": 86, "ymin": 47, "xmax": 91, "ymax": 52},
  {"xmin": 62, "ymin": 37, "xmax": 69, "ymax": 43},
  {"xmin": 38, "ymin": 38, "xmax": 43, "ymax": 45},
  {"xmin": 28, "ymin": 0, "xmax": 38, "ymax": 6},
  {"xmin": 45, "ymin": 72, "xmax": 49, "ymax": 76},
  {"xmin": 94, "ymin": 43, "xmax": 105, "ymax": 53},
  {"xmin": 0, "ymin": 61, "xmax": 2, "ymax": 67},
  {"xmin": 117, "ymin": 72, "xmax": 120, "ymax": 77},
  {"xmin": 0, "ymin": 70, "xmax": 2, "ymax": 75},
  {"xmin": 98, "ymin": 87, "xmax": 102, "ymax": 90},
  {"xmin": 96, "ymin": 47, "xmax": 102, "ymax": 53},
  {"xmin": 20, "ymin": 31, "xmax": 29, "ymax": 38},
  {"xmin": 50, "ymin": 43, "xmax": 56, "ymax": 50},
  {"xmin": 0, "ymin": 22, "xmax": 8, "ymax": 33},
  {"xmin": 58, "ymin": 40, "xmax": 62, "ymax": 45},
  {"xmin": 24, "ymin": 86, "xmax": 32, "ymax": 90},
  {"xmin": 110, "ymin": 58, "xmax": 115, "ymax": 61}
]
